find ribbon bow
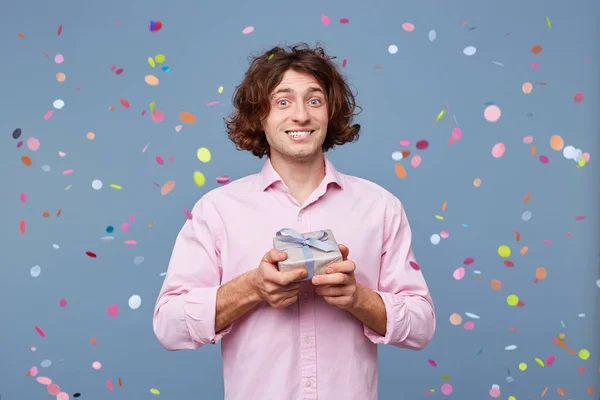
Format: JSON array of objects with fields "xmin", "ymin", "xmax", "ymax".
[{"xmin": 275, "ymin": 228, "xmax": 338, "ymax": 280}]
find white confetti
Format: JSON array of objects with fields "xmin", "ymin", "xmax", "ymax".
[
  {"xmin": 391, "ymin": 151, "xmax": 404, "ymax": 161},
  {"xmin": 428, "ymin": 30, "xmax": 436, "ymax": 42},
  {"xmin": 430, "ymin": 234, "xmax": 441, "ymax": 245},
  {"xmin": 40, "ymin": 360, "xmax": 52, "ymax": 368},
  {"xmin": 92, "ymin": 179, "xmax": 103, "ymax": 190},
  {"xmin": 30, "ymin": 265, "xmax": 41, "ymax": 278},
  {"xmin": 388, "ymin": 44, "xmax": 398, "ymax": 54},
  {"xmin": 505, "ymin": 345, "xmax": 517, "ymax": 351},
  {"xmin": 463, "ymin": 46, "xmax": 477, "ymax": 56},
  {"xmin": 465, "ymin": 312, "xmax": 480, "ymax": 319},
  {"xmin": 41, "ymin": 165, "xmax": 51, "ymax": 172},
  {"xmin": 133, "ymin": 256, "xmax": 145, "ymax": 265},
  {"xmin": 128, "ymin": 295, "xmax": 142, "ymax": 309},
  {"xmin": 53, "ymin": 99, "xmax": 65, "ymax": 109},
  {"xmin": 521, "ymin": 211, "xmax": 532, "ymax": 221}
]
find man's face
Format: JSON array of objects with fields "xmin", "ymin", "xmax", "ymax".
[{"xmin": 261, "ymin": 69, "xmax": 329, "ymax": 162}]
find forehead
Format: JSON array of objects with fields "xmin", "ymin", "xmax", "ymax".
[{"xmin": 271, "ymin": 70, "xmax": 325, "ymax": 97}]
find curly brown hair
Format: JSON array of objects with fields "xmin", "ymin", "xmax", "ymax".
[{"xmin": 224, "ymin": 42, "xmax": 362, "ymax": 158}]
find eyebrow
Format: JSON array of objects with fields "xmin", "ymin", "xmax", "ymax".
[{"xmin": 271, "ymin": 87, "xmax": 324, "ymax": 98}]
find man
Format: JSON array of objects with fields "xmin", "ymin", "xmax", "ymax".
[{"xmin": 153, "ymin": 42, "xmax": 436, "ymax": 400}]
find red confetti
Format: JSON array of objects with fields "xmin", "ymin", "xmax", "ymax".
[
  {"xmin": 86, "ymin": 251, "xmax": 97, "ymax": 258},
  {"xmin": 19, "ymin": 219, "xmax": 26, "ymax": 235},
  {"xmin": 573, "ymin": 92, "xmax": 584, "ymax": 103},
  {"xmin": 575, "ymin": 216, "xmax": 586, "ymax": 220},
  {"xmin": 58, "ymin": 25, "xmax": 62, "ymax": 36},
  {"xmin": 427, "ymin": 359, "xmax": 437, "ymax": 367},
  {"xmin": 463, "ymin": 257, "xmax": 474, "ymax": 265},
  {"xmin": 119, "ymin": 98, "xmax": 131, "ymax": 109},
  {"xmin": 504, "ymin": 260, "xmax": 514, "ymax": 268},
  {"xmin": 340, "ymin": 18, "xmax": 349, "ymax": 24},
  {"xmin": 409, "ymin": 261, "xmax": 420, "ymax": 270},
  {"xmin": 416, "ymin": 140, "xmax": 429, "ymax": 150},
  {"xmin": 115, "ymin": 68, "xmax": 124, "ymax": 75},
  {"xmin": 342, "ymin": 59, "xmax": 347, "ymax": 68},
  {"xmin": 106, "ymin": 379, "xmax": 114, "ymax": 391},
  {"xmin": 34, "ymin": 326, "xmax": 46, "ymax": 337}
]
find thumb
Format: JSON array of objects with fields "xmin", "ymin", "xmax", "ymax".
[
  {"xmin": 338, "ymin": 244, "xmax": 349, "ymax": 261},
  {"xmin": 262, "ymin": 248, "xmax": 288, "ymax": 265}
]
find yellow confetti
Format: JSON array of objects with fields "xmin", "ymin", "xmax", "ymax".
[
  {"xmin": 546, "ymin": 16, "xmax": 551, "ymax": 28},
  {"xmin": 150, "ymin": 388, "xmax": 160, "ymax": 395},
  {"xmin": 65, "ymin": 184, "xmax": 72, "ymax": 191},
  {"xmin": 197, "ymin": 148, "xmax": 211, "ymax": 163},
  {"xmin": 193, "ymin": 171, "xmax": 206, "ymax": 187},
  {"xmin": 579, "ymin": 349, "xmax": 590, "ymax": 360},
  {"xmin": 218, "ymin": 86, "xmax": 224, "ymax": 94},
  {"xmin": 110, "ymin": 184, "xmax": 122, "ymax": 190},
  {"xmin": 435, "ymin": 109, "xmax": 445, "ymax": 122},
  {"xmin": 148, "ymin": 57, "xmax": 155, "ymax": 68},
  {"xmin": 578, "ymin": 157, "xmax": 586, "ymax": 167},
  {"xmin": 434, "ymin": 215, "xmax": 444, "ymax": 220},
  {"xmin": 155, "ymin": 54, "xmax": 165, "ymax": 63},
  {"xmin": 518, "ymin": 362, "xmax": 527, "ymax": 371},
  {"xmin": 268, "ymin": 53, "xmax": 275, "ymax": 60},
  {"xmin": 534, "ymin": 357, "xmax": 544, "ymax": 367},
  {"xmin": 150, "ymin": 101, "xmax": 155, "ymax": 113}
]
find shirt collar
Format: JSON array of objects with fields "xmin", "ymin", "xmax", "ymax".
[{"xmin": 258, "ymin": 154, "xmax": 344, "ymax": 192}]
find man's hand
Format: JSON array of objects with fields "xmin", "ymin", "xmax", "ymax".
[{"xmin": 312, "ymin": 244, "xmax": 363, "ymax": 310}]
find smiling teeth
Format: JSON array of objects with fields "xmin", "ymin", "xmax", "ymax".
[{"xmin": 286, "ymin": 131, "xmax": 312, "ymax": 137}]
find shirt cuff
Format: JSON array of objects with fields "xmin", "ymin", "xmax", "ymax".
[
  {"xmin": 362, "ymin": 290, "xmax": 409, "ymax": 345},
  {"xmin": 183, "ymin": 286, "xmax": 233, "ymax": 345}
]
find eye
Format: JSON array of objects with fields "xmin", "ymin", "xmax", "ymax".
[
  {"xmin": 278, "ymin": 100, "xmax": 289, "ymax": 106},
  {"xmin": 310, "ymin": 99, "xmax": 322, "ymax": 105}
]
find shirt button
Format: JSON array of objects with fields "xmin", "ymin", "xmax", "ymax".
[
  {"xmin": 305, "ymin": 381, "xmax": 312, "ymax": 388},
  {"xmin": 304, "ymin": 292, "xmax": 309, "ymax": 299},
  {"xmin": 304, "ymin": 336, "xmax": 311, "ymax": 343}
]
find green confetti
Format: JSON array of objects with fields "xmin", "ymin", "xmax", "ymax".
[
  {"xmin": 435, "ymin": 109, "xmax": 445, "ymax": 122},
  {"xmin": 546, "ymin": 16, "xmax": 551, "ymax": 28},
  {"xmin": 477, "ymin": 348, "xmax": 483, "ymax": 355}
]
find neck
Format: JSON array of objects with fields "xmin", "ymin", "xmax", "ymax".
[{"xmin": 269, "ymin": 152, "xmax": 326, "ymax": 196}]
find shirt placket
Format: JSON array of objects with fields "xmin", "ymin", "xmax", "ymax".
[{"xmin": 297, "ymin": 206, "xmax": 318, "ymax": 400}]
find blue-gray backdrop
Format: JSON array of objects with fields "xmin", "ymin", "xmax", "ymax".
[{"xmin": 2, "ymin": 0, "xmax": 599, "ymax": 399}]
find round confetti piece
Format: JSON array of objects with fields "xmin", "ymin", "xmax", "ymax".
[
  {"xmin": 521, "ymin": 211, "xmax": 532, "ymax": 221},
  {"xmin": 193, "ymin": 171, "xmax": 206, "ymax": 187},
  {"xmin": 463, "ymin": 46, "xmax": 476, "ymax": 56},
  {"xmin": 523, "ymin": 135, "xmax": 533, "ymax": 144},
  {"xmin": 557, "ymin": 388, "xmax": 566, "ymax": 396},
  {"xmin": 430, "ymin": 234, "xmax": 440, "ymax": 245},
  {"xmin": 161, "ymin": 181, "xmax": 175, "ymax": 195},
  {"xmin": 59, "ymin": 298, "xmax": 67, "ymax": 307},
  {"xmin": 546, "ymin": 355, "xmax": 555, "ymax": 366},
  {"xmin": 464, "ymin": 321, "xmax": 474, "ymax": 330},
  {"xmin": 522, "ymin": 82, "xmax": 533, "ymax": 94},
  {"xmin": 507, "ymin": 294, "xmax": 519, "ymax": 306},
  {"xmin": 550, "ymin": 135, "xmax": 565, "ymax": 151},
  {"xmin": 402, "ymin": 22, "xmax": 414, "ymax": 32},
  {"xmin": 410, "ymin": 154, "xmax": 421, "ymax": 168},
  {"xmin": 484, "ymin": 105, "xmax": 501, "ymax": 122},
  {"xmin": 539, "ymin": 155, "xmax": 549, "ymax": 164},
  {"xmin": 217, "ymin": 176, "xmax": 230, "ymax": 184},
  {"xmin": 578, "ymin": 349, "xmax": 590, "ymax": 360},
  {"xmin": 197, "ymin": 147, "xmax": 211, "ymax": 162},
  {"xmin": 134, "ymin": 256, "xmax": 145, "ymax": 265},
  {"xmin": 128, "ymin": 295, "xmax": 142, "ymax": 309},
  {"xmin": 155, "ymin": 54, "xmax": 165, "ymax": 63},
  {"xmin": 180, "ymin": 111, "xmax": 196, "ymax": 124},
  {"xmin": 391, "ymin": 151, "xmax": 403, "ymax": 161},
  {"xmin": 498, "ymin": 245, "xmax": 511, "ymax": 258},
  {"xmin": 54, "ymin": 54, "xmax": 64, "ymax": 64},
  {"xmin": 320, "ymin": 15, "xmax": 330, "ymax": 25},
  {"xmin": 449, "ymin": 313, "xmax": 462, "ymax": 325},
  {"xmin": 531, "ymin": 45, "xmax": 542, "ymax": 54},
  {"xmin": 150, "ymin": 388, "xmax": 161, "ymax": 395},
  {"xmin": 92, "ymin": 179, "xmax": 103, "ymax": 190},
  {"xmin": 106, "ymin": 225, "xmax": 114, "ymax": 233},
  {"xmin": 92, "ymin": 361, "xmax": 102, "ymax": 370},
  {"xmin": 399, "ymin": 139, "xmax": 410, "ymax": 146},
  {"xmin": 30, "ymin": 265, "xmax": 41, "ymax": 278},
  {"xmin": 508, "ymin": 396, "xmax": 516, "ymax": 400},
  {"xmin": 453, "ymin": 267, "xmax": 465, "ymax": 280},
  {"xmin": 53, "ymin": 99, "xmax": 65, "ymax": 109},
  {"xmin": 415, "ymin": 140, "xmax": 429, "ymax": 150},
  {"xmin": 151, "ymin": 110, "xmax": 164, "ymax": 123},
  {"xmin": 26, "ymin": 137, "xmax": 40, "ymax": 151},
  {"xmin": 388, "ymin": 44, "xmax": 398, "ymax": 54},
  {"xmin": 242, "ymin": 26, "xmax": 255, "ymax": 34},
  {"xmin": 56, "ymin": 72, "xmax": 66, "ymax": 82},
  {"xmin": 573, "ymin": 92, "xmax": 584, "ymax": 103},
  {"xmin": 394, "ymin": 164, "xmax": 407, "ymax": 179},
  {"xmin": 489, "ymin": 388, "xmax": 500, "ymax": 398},
  {"xmin": 107, "ymin": 304, "xmax": 119, "ymax": 317},
  {"xmin": 518, "ymin": 362, "xmax": 527, "ymax": 371},
  {"xmin": 439, "ymin": 230, "xmax": 449, "ymax": 239},
  {"xmin": 441, "ymin": 383, "xmax": 452, "ymax": 395},
  {"xmin": 473, "ymin": 178, "xmax": 482, "ymax": 187},
  {"xmin": 48, "ymin": 383, "xmax": 60, "ymax": 395},
  {"xmin": 492, "ymin": 143, "xmax": 505, "ymax": 158},
  {"xmin": 161, "ymin": 65, "xmax": 170, "ymax": 72},
  {"xmin": 451, "ymin": 128, "xmax": 462, "ymax": 140},
  {"xmin": 428, "ymin": 30, "xmax": 436, "ymax": 42},
  {"xmin": 145, "ymin": 75, "xmax": 159, "ymax": 86},
  {"xmin": 87, "ymin": 132, "xmax": 95, "ymax": 140}
]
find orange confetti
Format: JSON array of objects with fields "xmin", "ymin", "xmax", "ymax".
[
  {"xmin": 109, "ymin": 106, "xmax": 116, "ymax": 112},
  {"xmin": 523, "ymin": 192, "xmax": 531, "ymax": 204},
  {"xmin": 90, "ymin": 336, "xmax": 96, "ymax": 346},
  {"xmin": 588, "ymin": 387, "xmax": 593, "ymax": 395},
  {"xmin": 394, "ymin": 164, "xmax": 407, "ymax": 179},
  {"xmin": 555, "ymin": 340, "xmax": 567, "ymax": 349},
  {"xmin": 19, "ymin": 220, "xmax": 26, "ymax": 235},
  {"xmin": 57, "ymin": 209, "xmax": 62, "ymax": 217},
  {"xmin": 515, "ymin": 230, "xmax": 521, "ymax": 242},
  {"xmin": 520, "ymin": 246, "xmax": 529, "ymax": 255},
  {"xmin": 490, "ymin": 279, "xmax": 502, "ymax": 290},
  {"xmin": 161, "ymin": 181, "xmax": 175, "ymax": 195},
  {"xmin": 21, "ymin": 155, "xmax": 32, "ymax": 166},
  {"xmin": 461, "ymin": 19, "xmax": 468, "ymax": 27},
  {"xmin": 535, "ymin": 267, "xmax": 547, "ymax": 280},
  {"xmin": 442, "ymin": 202, "xmax": 447, "ymax": 212},
  {"xmin": 567, "ymin": 349, "xmax": 576, "ymax": 355},
  {"xmin": 541, "ymin": 386, "xmax": 548, "ymax": 396},
  {"xmin": 179, "ymin": 112, "xmax": 196, "ymax": 124},
  {"xmin": 148, "ymin": 221, "xmax": 154, "ymax": 228},
  {"xmin": 17, "ymin": 33, "xmax": 25, "ymax": 39},
  {"xmin": 531, "ymin": 145, "xmax": 536, "ymax": 156},
  {"xmin": 42, "ymin": 211, "xmax": 50, "ymax": 218},
  {"xmin": 531, "ymin": 45, "xmax": 543, "ymax": 54},
  {"xmin": 118, "ymin": 377, "xmax": 123, "ymax": 387},
  {"xmin": 557, "ymin": 387, "xmax": 566, "ymax": 396},
  {"xmin": 401, "ymin": 150, "xmax": 411, "ymax": 158},
  {"xmin": 25, "ymin": 370, "xmax": 31, "ymax": 377}
]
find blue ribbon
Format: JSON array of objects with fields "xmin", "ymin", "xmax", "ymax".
[{"xmin": 275, "ymin": 228, "xmax": 338, "ymax": 280}]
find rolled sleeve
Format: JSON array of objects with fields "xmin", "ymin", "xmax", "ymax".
[
  {"xmin": 153, "ymin": 194, "xmax": 232, "ymax": 351},
  {"xmin": 363, "ymin": 193, "xmax": 436, "ymax": 350}
]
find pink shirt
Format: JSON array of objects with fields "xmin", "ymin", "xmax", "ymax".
[{"xmin": 153, "ymin": 154, "xmax": 436, "ymax": 400}]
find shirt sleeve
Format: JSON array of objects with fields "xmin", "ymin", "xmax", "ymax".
[
  {"xmin": 152, "ymin": 194, "xmax": 233, "ymax": 351},
  {"xmin": 362, "ymin": 194, "xmax": 436, "ymax": 350}
]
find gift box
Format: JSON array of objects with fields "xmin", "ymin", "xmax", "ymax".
[{"xmin": 273, "ymin": 228, "xmax": 343, "ymax": 281}]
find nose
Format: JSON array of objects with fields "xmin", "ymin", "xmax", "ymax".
[{"xmin": 291, "ymin": 103, "xmax": 310, "ymax": 123}]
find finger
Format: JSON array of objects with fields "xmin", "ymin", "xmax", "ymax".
[
  {"xmin": 263, "ymin": 248, "xmax": 288, "ymax": 265},
  {"xmin": 312, "ymin": 272, "xmax": 348, "ymax": 286},
  {"xmin": 326, "ymin": 261, "xmax": 355, "ymax": 274},
  {"xmin": 338, "ymin": 244, "xmax": 349, "ymax": 261}
]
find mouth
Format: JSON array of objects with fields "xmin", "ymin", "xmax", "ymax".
[{"xmin": 285, "ymin": 130, "xmax": 314, "ymax": 138}]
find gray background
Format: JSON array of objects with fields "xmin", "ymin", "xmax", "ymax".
[{"xmin": 1, "ymin": 0, "xmax": 599, "ymax": 399}]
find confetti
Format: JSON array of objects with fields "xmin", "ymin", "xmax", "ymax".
[
  {"xmin": 484, "ymin": 105, "xmax": 501, "ymax": 122},
  {"xmin": 161, "ymin": 181, "xmax": 175, "ymax": 195},
  {"xmin": 180, "ymin": 112, "xmax": 196, "ymax": 124},
  {"xmin": 145, "ymin": 75, "xmax": 159, "ymax": 86},
  {"xmin": 242, "ymin": 26, "xmax": 254, "ymax": 34},
  {"xmin": 149, "ymin": 20, "xmax": 163, "ymax": 32},
  {"xmin": 321, "ymin": 15, "xmax": 330, "ymax": 26},
  {"xmin": 492, "ymin": 143, "xmax": 505, "ymax": 158},
  {"xmin": 463, "ymin": 46, "xmax": 476, "ymax": 56}
]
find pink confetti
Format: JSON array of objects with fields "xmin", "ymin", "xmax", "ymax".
[
  {"xmin": 37, "ymin": 376, "xmax": 52, "ymax": 385},
  {"xmin": 409, "ymin": 261, "xmax": 420, "ymax": 271},
  {"xmin": 35, "ymin": 326, "xmax": 46, "ymax": 337},
  {"xmin": 573, "ymin": 92, "xmax": 584, "ymax": 103},
  {"xmin": 44, "ymin": 110, "xmax": 54, "ymax": 120},
  {"xmin": 242, "ymin": 26, "xmax": 254, "ymax": 34},
  {"xmin": 106, "ymin": 379, "xmax": 114, "ymax": 391},
  {"xmin": 20, "ymin": 192, "xmax": 27, "ymax": 203},
  {"xmin": 120, "ymin": 98, "xmax": 131, "ymax": 109},
  {"xmin": 129, "ymin": 214, "xmax": 135, "ymax": 222},
  {"xmin": 342, "ymin": 59, "xmax": 347, "ymax": 68},
  {"xmin": 58, "ymin": 151, "xmax": 66, "ymax": 157},
  {"xmin": 216, "ymin": 176, "xmax": 230, "ymax": 184},
  {"xmin": 546, "ymin": 355, "xmax": 555, "ymax": 366},
  {"xmin": 575, "ymin": 216, "xmax": 586, "ymax": 220},
  {"xmin": 62, "ymin": 169, "xmax": 74, "ymax": 175},
  {"xmin": 142, "ymin": 143, "xmax": 149, "ymax": 152},
  {"xmin": 492, "ymin": 143, "xmax": 505, "ymax": 158},
  {"xmin": 27, "ymin": 137, "xmax": 40, "ymax": 151},
  {"xmin": 48, "ymin": 383, "xmax": 61, "ymax": 395},
  {"xmin": 464, "ymin": 321, "xmax": 475, "ymax": 330},
  {"xmin": 543, "ymin": 240, "xmax": 551, "ymax": 244},
  {"xmin": 175, "ymin": 125, "xmax": 182, "ymax": 132},
  {"xmin": 452, "ymin": 128, "xmax": 462, "ymax": 140},
  {"xmin": 58, "ymin": 392, "xmax": 70, "ymax": 400},
  {"xmin": 121, "ymin": 223, "xmax": 130, "ymax": 232},
  {"xmin": 402, "ymin": 22, "xmax": 415, "ymax": 32},
  {"xmin": 410, "ymin": 154, "xmax": 422, "ymax": 168},
  {"xmin": 110, "ymin": 65, "xmax": 116, "ymax": 72},
  {"xmin": 399, "ymin": 139, "xmax": 411, "ymax": 147},
  {"xmin": 441, "ymin": 383, "xmax": 452, "ymax": 396},
  {"xmin": 107, "ymin": 304, "xmax": 119, "ymax": 317},
  {"xmin": 75, "ymin": 85, "xmax": 82, "ymax": 90},
  {"xmin": 156, "ymin": 155, "xmax": 164, "ymax": 165},
  {"xmin": 340, "ymin": 18, "xmax": 349, "ymax": 24},
  {"xmin": 523, "ymin": 135, "xmax": 534, "ymax": 144},
  {"xmin": 151, "ymin": 110, "xmax": 164, "ymax": 123},
  {"xmin": 206, "ymin": 101, "xmax": 219, "ymax": 107},
  {"xmin": 168, "ymin": 156, "xmax": 175, "ymax": 162},
  {"xmin": 141, "ymin": 110, "xmax": 146, "ymax": 116},
  {"xmin": 440, "ymin": 230, "xmax": 449, "ymax": 239},
  {"xmin": 321, "ymin": 15, "xmax": 330, "ymax": 26},
  {"xmin": 54, "ymin": 54, "xmax": 64, "ymax": 64},
  {"xmin": 531, "ymin": 62, "xmax": 539, "ymax": 69},
  {"xmin": 92, "ymin": 361, "xmax": 102, "ymax": 370},
  {"xmin": 427, "ymin": 359, "xmax": 437, "ymax": 367},
  {"xmin": 539, "ymin": 155, "xmax": 549, "ymax": 164},
  {"xmin": 183, "ymin": 207, "xmax": 193, "ymax": 220},
  {"xmin": 124, "ymin": 240, "xmax": 137, "ymax": 245},
  {"xmin": 115, "ymin": 68, "xmax": 124, "ymax": 75},
  {"xmin": 453, "ymin": 267, "xmax": 465, "ymax": 280},
  {"xmin": 29, "ymin": 366, "xmax": 38, "ymax": 376},
  {"xmin": 59, "ymin": 298, "xmax": 67, "ymax": 307},
  {"xmin": 463, "ymin": 257, "xmax": 474, "ymax": 265},
  {"xmin": 16, "ymin": 141, "xmax": 23, "ymax": 148}
]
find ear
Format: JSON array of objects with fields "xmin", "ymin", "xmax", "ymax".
[{"xmin": 338, "ymin": 244, "xmax": 349, "ymax": 261}]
